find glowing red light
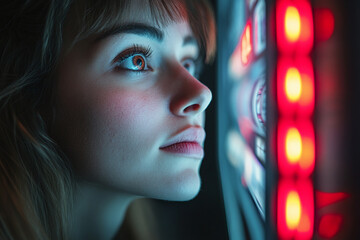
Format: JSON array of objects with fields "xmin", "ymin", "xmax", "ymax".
[
  {"xmin": 277, "ymin": 179, "xmax": 314, "ymax": 239},
  {"xmin": 277, "ymin": 57, "xmax": 314, "ymax": 117},
  {"xmin": 277, "ymin": 119, "xmax": 315, "ymax": 177},
  {"xmin": 241, "ymin": 21, "xmax": 253, "ymax": 65},
  {"xmin": 285, "ymin": 6, "xmax": 301, "ymax": 42},
  {"xmin": 316, "ymin": 191, "xmax": 350, "ymax": 209},
  {"xmin": 315, "ymin": 192, "xmax": 349, "ymax": 238},
  {"xmin": 276, "ymin": 0, "xmax": 314, "ymax": 55},
  {"xmin": 318, "ymin": 214, "xmax": 343, "ymax": 239},
  {"xmin": 276, "ymin": 1, "xmax": 315, "ymax": 239},
  {"xmin": 315, "ymin": 8, "xmax": 335, "ymax": 42}
]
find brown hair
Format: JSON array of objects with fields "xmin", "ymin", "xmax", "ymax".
[
  {"xmin": 62, "ymin": 0, "xmax": 216, "ymax": 62},
  {"xmin": 0, "ymin": 1, "xmax": 216, "ymax": 239}
]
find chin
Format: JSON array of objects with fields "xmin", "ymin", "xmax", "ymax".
[{"xmin": 157, "ymin": 169, "xmax": 202, "ymax": 202}]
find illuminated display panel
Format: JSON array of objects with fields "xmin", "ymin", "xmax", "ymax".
[
  {"xmin": 275, "ymin": 0, "xmax": 315, "ymax": 239},
  {"xmin": 219, "ymin": 0, "xmax": 356, "ymax": 239},
  {"xmin": 218, "ymin": 0, "xmax": 267, "ymax": 238},
  {"xmin": 228, "ymin": 0, "xmax": 267, "ymax": 218}
]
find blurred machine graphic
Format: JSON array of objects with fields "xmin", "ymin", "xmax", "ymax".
[{"xmin": 217, "ymin": 0, "xmax": 360, "ymax": 239}]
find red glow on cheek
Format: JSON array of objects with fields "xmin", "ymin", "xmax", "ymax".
[{"xmin": 318, "ymin": 214, "xmax": 343, "ymax": 239}]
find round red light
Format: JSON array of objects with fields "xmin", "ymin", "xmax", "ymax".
[{"xmin": 315, "ymin": 8, "xmax": 335, "ymax": 42}]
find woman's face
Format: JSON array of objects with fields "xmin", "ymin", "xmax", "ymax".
[{"xmin": 53, "ymin": 1, "xmax": 212, "ymax": 201}]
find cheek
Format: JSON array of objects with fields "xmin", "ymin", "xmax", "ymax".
[
  {"xmin": 96, "ymin": 89, "xmax": 162, "ymax": 149},
  {"xmin": 72, "ymin": 88, "xmax": 167, "ymax": 181}
]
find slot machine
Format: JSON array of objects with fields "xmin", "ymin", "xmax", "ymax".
[{"xmin": 217, "ymin": 0, "xmax": 360, "ymax": 239}]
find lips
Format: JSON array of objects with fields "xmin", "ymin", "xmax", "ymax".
[{"xmin": 160, "ymin": 126, "xmax": 206, "ymax": 159}]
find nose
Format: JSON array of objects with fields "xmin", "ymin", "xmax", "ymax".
[{"xmin": 169, "ymin": 67, "xmax": 212, "ymax": 117}]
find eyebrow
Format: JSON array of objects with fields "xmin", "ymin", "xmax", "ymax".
[
  {"xmin": 94, "ymin": 23, "xmax": 164, "ymax": 42},
  {"xmin": 94, "ymin": 23, "xmax": 199, "ymax": 49},
  {"xmin": 183, "ymin": 35, "xmax": 198, "ymax": 47}
]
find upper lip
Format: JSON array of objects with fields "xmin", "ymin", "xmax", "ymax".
[{"xmin": 160, "ymin": 126, "xmax": 206, "ymax": 148}]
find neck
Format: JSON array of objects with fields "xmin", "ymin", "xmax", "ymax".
[{"xmin": 70, "ymin": 180, "xmax": 137, "ymax": 240}]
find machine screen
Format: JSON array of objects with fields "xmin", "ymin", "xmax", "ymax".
[{"xmin": 218, "ymin": 0, "xmax": 267, "ymax": 238}]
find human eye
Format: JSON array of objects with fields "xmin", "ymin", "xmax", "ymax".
[
  {"xmin": 182, "ymin": 58, "xmax": 196, "ymax": 76},
  {"xmin": 182, "ymin": 57, "xmax": 204, "ymax": 79},
  {"xmin": 113, "ymin": 45, "xmax": 153, "ymax": 72}
]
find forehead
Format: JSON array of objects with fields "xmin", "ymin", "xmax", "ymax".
[
  {"xmin": 66, "ymin": 0, "xmax": 188, "ymax": 35},
  {"xmin": 98, "ymin": 0, "xmax": 191, "ymax": 39},
  {"xmin": 113, "ymin": 0, "xmax": 159, "ymax": 24},
  {"xmin": 120, "ymin": 0, "xmax": 187, "ymax": 24},
  {"xmin": 62, "ymin": 0, "xmax": 199, "ymax": 55}
]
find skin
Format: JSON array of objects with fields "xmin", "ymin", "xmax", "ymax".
[{"xmin": 52, "ymin": 1, "xmax": 212, "ymax": 239}]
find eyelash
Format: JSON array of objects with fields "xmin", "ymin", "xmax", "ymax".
[
  {"xmin": 113, "ymin": 44, "xmax": 203, "ymax": 78},
  {"xmin": 113, "ymin": 44, "xmax": 153, "ymax": 72}
]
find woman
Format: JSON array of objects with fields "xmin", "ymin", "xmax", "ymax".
[{"xmin": 0, "ymin": 0, "xmax": 216, "ymax": 239}]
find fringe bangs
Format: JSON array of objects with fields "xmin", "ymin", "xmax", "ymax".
[{"xmin": 63, "ymin": 0, "xmax": 215, "ymax": 63}]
